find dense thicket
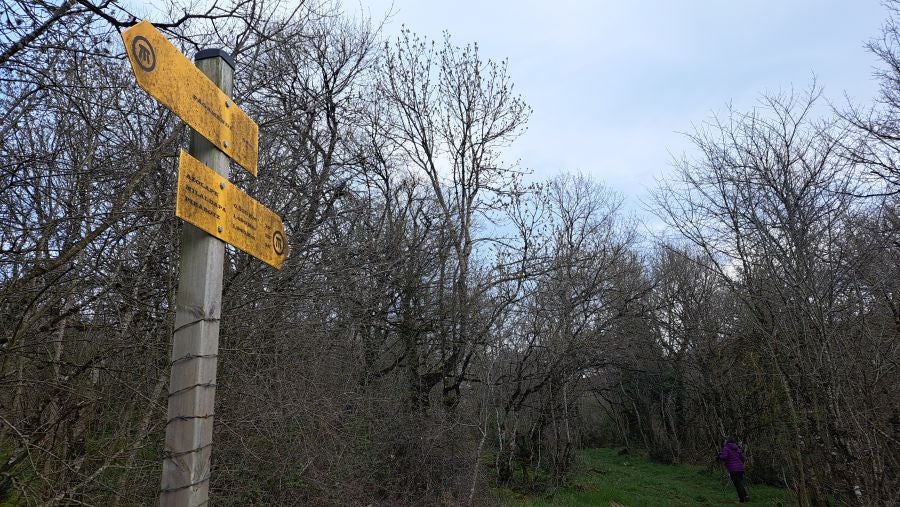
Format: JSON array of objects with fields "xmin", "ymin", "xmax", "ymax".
[{"xmin": 1, "ymin": 1, "xmax": 898, "ymax": 505}]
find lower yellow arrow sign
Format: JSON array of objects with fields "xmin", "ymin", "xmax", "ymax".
[{"xmin": 175, "ymin": 151, "xmax": 287, "ymax": 269}]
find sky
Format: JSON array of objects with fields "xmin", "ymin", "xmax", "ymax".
[{"xmin": 361, "ymin": 1, "xmax": 888, "ymax": 220}]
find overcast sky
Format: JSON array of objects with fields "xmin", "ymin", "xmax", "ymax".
[{"xmin": 361, "ymin": 1, "xmax": 888, "ymax": 219}]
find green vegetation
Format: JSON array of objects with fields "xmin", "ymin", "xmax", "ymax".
[{"xmin": 497, "ymin": 449, "xmax": 794, "ymax": 507}]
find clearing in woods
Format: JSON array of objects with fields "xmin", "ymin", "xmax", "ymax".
[{"xmin": 496, "ymin": 448, "xmax": 795, "ymax": 506}]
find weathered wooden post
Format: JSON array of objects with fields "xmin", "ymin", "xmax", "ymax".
[{"xmin": 159, "ymin": 48, "xmax": 233, "ymax": 506}]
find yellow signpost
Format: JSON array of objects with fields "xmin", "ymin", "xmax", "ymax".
[
  {"xmin": 122, "ymin": 22, "xmax": 286, "ymax": 504},
  {"xmin": 122, "ymin": 20, "xmax": 259, "ymax": 176},
  {"xmin": 176, "ymin": 151, "xmax": 287, "ymax": 269},
  {"xmin": 120, "ymin": 19, "xmax": 289, "ymax": 268}
]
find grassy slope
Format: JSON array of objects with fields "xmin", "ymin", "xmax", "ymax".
[{"xmin": 496, "ymin": 448, "xmax": 795, "ymax": 507}]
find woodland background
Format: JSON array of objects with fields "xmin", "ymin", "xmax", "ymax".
[{"xmin": 1, "ymin": 0, "xmax": 899, "ymax": 505}]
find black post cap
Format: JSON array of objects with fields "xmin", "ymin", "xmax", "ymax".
[{"xmin": 195, "ymin": 48, "xmax": 235, "ymax": 70}]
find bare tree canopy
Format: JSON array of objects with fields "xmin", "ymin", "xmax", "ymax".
[{"xmin": 0, "ymin": 0, "xmax": 897, "ymax": 505}]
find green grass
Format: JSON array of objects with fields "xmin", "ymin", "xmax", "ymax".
[{"xmin": 496, "ymin": 448, "xmax": 795, "ymax": 507}]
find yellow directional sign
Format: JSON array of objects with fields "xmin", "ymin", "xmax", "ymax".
[
  {"xmin": 175, "ymin": 151, "xmax": 287, "ymax": 269},
  {"xmin": 122, "ymin": 21, "xmax": 259, "ymax": 176}
]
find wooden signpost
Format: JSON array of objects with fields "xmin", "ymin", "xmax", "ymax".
[{"xmin": 120, "ymin": 20, "xmax": 286, "ymax": 506}]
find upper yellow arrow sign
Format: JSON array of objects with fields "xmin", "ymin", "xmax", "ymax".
[{"xmin": 122, "ymin": 21, "xmax": 259, "ymax": 176}]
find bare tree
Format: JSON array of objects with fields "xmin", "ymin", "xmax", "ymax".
[
  {"xmin": 652, "ymin": 88, "xmax": 899, "ymax": 505},
  {"xmin": 379, "ymin": 29, "xmax": 531, "ymax": 413}
]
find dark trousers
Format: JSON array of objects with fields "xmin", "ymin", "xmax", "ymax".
[{"xmin": 729, "ymin": 471, "xmax": 748, "ymax": 502}]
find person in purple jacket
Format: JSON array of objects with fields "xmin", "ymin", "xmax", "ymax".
[{"xmin": 717, "ymin": 435, "xmax": 748, "ymax": 503}]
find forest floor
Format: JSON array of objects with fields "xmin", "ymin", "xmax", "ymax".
[{"xmin": 495, "ymin": 448, "xmax": 795, "ymax": 506}]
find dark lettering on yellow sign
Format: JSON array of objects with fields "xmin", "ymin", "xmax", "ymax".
[
  {"xmin": 233, "ymin": 202, "xmax": 257, "ymax": 222},
  {"xmin": 234, "ymin": 213, "xmax": 257, "ymax": 231},
  {"xmin": 192, "ymin": 94, "xmax": 233, "ymax": 129},
  {"xmin": 185, "ymin": 173, "xmax": 219, "ymax": 197},
  {"xmin": 185, "ymin": 186, "xmax": 224, "ymax": 217},
  {"xmin": 232, "ymin": 223, "xmax": 256, "ymax": 241},
  {"xmin": 184, "ymin": 195, "xmax": 221, "ymax": 220},
  {"xmin": 175, "ymin": 151, "xmax": 287, "ymax": 269}
]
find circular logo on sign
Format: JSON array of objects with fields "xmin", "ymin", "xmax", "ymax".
[
  {"xmin": 131, "ymin": 36, "xmax": 156, "ymax": 72},
  {"xmin": 273, "ymin": 231, "xmax": 285, "ymax": 256}
]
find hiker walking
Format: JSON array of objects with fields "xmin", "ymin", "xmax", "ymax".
[{"xmin": 717, "ymin": 435, "xmax": 748, "ymax": 503}]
